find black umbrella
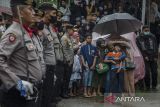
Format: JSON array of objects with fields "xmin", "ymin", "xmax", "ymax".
[{"xmin": 93, "ymin": 13, "xmax": 142, "ymax": 35}]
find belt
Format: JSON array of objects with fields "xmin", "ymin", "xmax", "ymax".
[{"xmin": 57, "ymin": 60, "xmax": 64, "ymax": 65}]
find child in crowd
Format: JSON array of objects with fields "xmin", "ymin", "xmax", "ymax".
[
  {"xmin": 69, "ymin": 49, "xmax": 82, "ymax": 96},
  {"xmin": 104, "ymin": 44, "xmax": 126, "ymax": 96},
  {"xmin": 92, "ymin": 38, "xmax": 108, "ymax": 96},
  {"xmin": 80, "ymin": 33, "xmax": 97, "ymax": 97}
]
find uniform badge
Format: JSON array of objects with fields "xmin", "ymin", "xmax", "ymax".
[
  {"xmin": 26, "ymin": 43, "xmax": 35, "ymax": 51},
  {"xmin": 9, "ymin": 34, "xmax": 16, "ymax": 43},
  {"xmin": 47, "ymin": 34, "xmax": 53, "ymax": 41}
]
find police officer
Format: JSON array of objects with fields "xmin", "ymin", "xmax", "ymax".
[
  {"xmin": 38, "ymin": 3, "xmax": 57, "ymax": 107},
  {"xmin": 31, "ymin": 9, "xmax": 46, "ymax": 77},
  {"xmin": 0, "ymin": 0, "xmax": 43, "ymax": 107},
  {"xmin": 136, "ymin": 25, "xmax": 158, "ymax": 91},
  {"xmin": 61, "ymin": 25, "xmax": 74, "ymax": 98},
  {"xmin": 49, "ymin": 20, "xmax": 64, "ymax": 101},
  {"xmin": 30, "ymin": 10, "xmax": 46, "ymax": 107}
]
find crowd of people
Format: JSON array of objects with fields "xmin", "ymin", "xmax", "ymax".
[{"xmin": 0, "ymin": 0, "xmax": 160, "ymax": 107}]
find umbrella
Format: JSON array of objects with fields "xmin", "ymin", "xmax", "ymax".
[{"xmin": 93, "ymin": 13, "xmax": 142, "ymax": 35}]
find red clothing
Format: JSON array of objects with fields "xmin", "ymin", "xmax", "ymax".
[{"xmin": 13, "ymin": 20, "xmax": 33, "ymax": 37}]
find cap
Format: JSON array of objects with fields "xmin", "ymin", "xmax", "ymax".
[
  {"xmin": 34, "ymin": 8, "xmax": 44, "ymax": 17},
  {"xmin": 10, "ymin": 0, "xmax": 36, "ymax": 7},
  {"xmin": 61, "ymin": 16, "xmax": 70, "ymax": 22},
  {"xmin": 38, "ymin": 2, "xmax": 57, "ymax": 11}
]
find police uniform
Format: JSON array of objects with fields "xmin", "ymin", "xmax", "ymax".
[
  {"xmin": 38, "ymin": 3, "xmax": 58, "ymax": 106},
  {"xmin": 61, "ymin": 32, "xmax": 74, "ymax": 97},
  {"xmin": 0, "ymin": 22, "xmax": 42, "ymax": 107},
  {"xmin": 49, "ymin": 25, "xmax": 64, "ymax": 99},
  {"xmin": 32, "ymin": 34, "xmax": 46, "ymax": 77},
  {"xmin": 0, "ymin": 0, "xmax": 43, "ymax": 107},
  {"xmin": 40, "ymin": 24, "xmax": 56, "ymax": 107}
]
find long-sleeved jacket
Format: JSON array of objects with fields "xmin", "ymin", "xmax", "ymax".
[
  {"xmin": 61, "ymin": 33, "xmax": 74, "ymax": 64},
  {"xmin": 0, "ymin": 22, "xmax": 42, "ymax": 90},
  {"xmin": 136, "ymin": 33, "xmax": 158, "ymax": 60},
  {"xmin": 41, "ymin": 25, "xmax": 56, "ymax": 65}
]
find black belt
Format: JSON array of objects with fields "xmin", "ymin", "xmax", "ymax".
[{"xmin": 57, "ymin": 60, "xmax": 64, "ymax": 66}]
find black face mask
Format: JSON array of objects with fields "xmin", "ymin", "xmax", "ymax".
[
  {"xmin": 36, "ymin": 21, "xmax": 44, "ymax": 30},
  {"xmin": 50, "ymin": 16, "xmax": 57, "ymax": 24}
]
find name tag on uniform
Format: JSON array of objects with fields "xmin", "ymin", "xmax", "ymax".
[
  {"xmin": 26, "ymin": 43, "xmax": 35, "ymax": 51},
  {"xmin": 47, "ymin": 34, "xmax": 53, "ymax": 41}
]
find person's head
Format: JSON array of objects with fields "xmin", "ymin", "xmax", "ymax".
[
  {"xmin": 73, "ymin": 32, "xmax": 80, "ymax": 41},
  {"xmin": 61, "ymin": 15, "xmax": 70, "ymax": 25},
  {"xmin": 114, "ymin": 44, "xmax": 121, "ymax": 52},
  {"xmin": 61, "ymin": 0, "xmax": 66, "ymax": 7},
  {"xmin": 85, "ymin": 33, "xmax": 92, "ymax": 44},
  {"xmin": 142, "ymin": 25, "xmax": 150, "ymax": 35},
  {"xmin": 31, "ymin": 9, "xmax": 44, "ymax": 30},
  {"xmin": 91, "ymin": 13, "xmax": 97, "ymax": 22},
  {"xmin": 57, "ymin": 10, "xmax": 63, "ymax": 21},
  {"xmin": 74, "ymin": 0, "xmax": 81, "ymax": 6},
  {"xmin": 96, "ymin": 38, "xmax": 106, "ymax": 48},
  {"xmin": 10, "ymin": 0, "xmax": 36, "ymax": 24},
  {"xmin": 66, "ymin": 24, "xmax": 74, "ymax": 36},
  {"xmin": 75, "ymin": 17, "xmax": 81, "ymax": 26},
  {"xmin": 108, "ymin": 2, "xmax": 112, "ymax": 9},
  {"xmin": 39, "ymin": 2, "xmax": 57, "ymax": 24},
  {"xmin": 118, "ymin": 5, "xmax": 123, "ymax": 12},
  {"xmin": 107, "ymin": 44, "xmax": 114, "ymax": 51}
]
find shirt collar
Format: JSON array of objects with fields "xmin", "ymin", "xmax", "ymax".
[
  {"xmin": 13, "ymin": 20, "xmax": 33, "ymax": 38},
  {"xmin": 23, "ymin": 24, "xmax": 33, "ymax": 38}
]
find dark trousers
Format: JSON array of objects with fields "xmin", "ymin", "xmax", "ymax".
[
  {"xmin": 144, "ymin": 60, "xmax": 158, "ymax": 89},
  {"xmin": 54, "ymin": 61, "xmax": 64, "ymax": 97},
  {"xmin": 62, "ymin": 63, "xmax": 73, "ymax": 94},
  {"xmin": 41, "ymin": 65, "xmax": 55, "ymax": 107},
  {"xmin": 1, "ymin": 88, "xmax": 37, "ymax": 107},
  {"xmin": 110, "ymin": 71, "xmax": 124, "ymax": 93}
]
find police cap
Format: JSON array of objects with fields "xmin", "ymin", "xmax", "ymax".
[
  {"xmin": 10, "ymin": 0, "xmax": 36, "ymax": 7},
  {"xmin": 38, "ymin": 2, "xmax": 57, "ymax": 11},
  {"xmin": 34, "ymin": 8, "xmax": 44, "ymax": 17}
]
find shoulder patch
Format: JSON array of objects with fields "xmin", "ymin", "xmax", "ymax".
[{"xmin": 8, "ymin": 34, "xmax": 16, "ymax": 43}]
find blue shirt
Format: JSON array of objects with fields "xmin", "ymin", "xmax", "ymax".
[{"xmin": 80, "ymin": 44, "xmax": 97, "ymax": 66}]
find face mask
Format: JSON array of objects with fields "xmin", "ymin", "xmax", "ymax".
[
  {"xmin": 36, "ymin": 21, "xmax": 44, "ymax": 30},
  {"xmin": 50, "ymin": 16, "xmax": 57, "ymax": 24},
  {"xmin": 144, "ymin": 32, "xmax": 150, "ymax": 35}
]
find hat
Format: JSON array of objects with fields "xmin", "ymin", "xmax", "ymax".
[
  {"xmin": 34, "ymin": 8, "xmax": 44, "ymax": 17},
  {"xmin": 61, "ymin": 16, "xmax": 70, "ymax": 22},
  {"xmin": 38, "ymin": 2, "xmax": 57, "ymax": 11},
  {"xmin": 10, "ymin": 0, "xmax": 36, "ymax": 7}
]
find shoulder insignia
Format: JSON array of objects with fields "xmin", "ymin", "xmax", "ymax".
[{"xmin": 8, "ymin": 34, "xmax": 16, "ymax": 43}]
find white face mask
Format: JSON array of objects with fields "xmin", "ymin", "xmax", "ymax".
[{"xmin": 144, "ymin": 32, "xmax": 150, "ymax": 35}]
